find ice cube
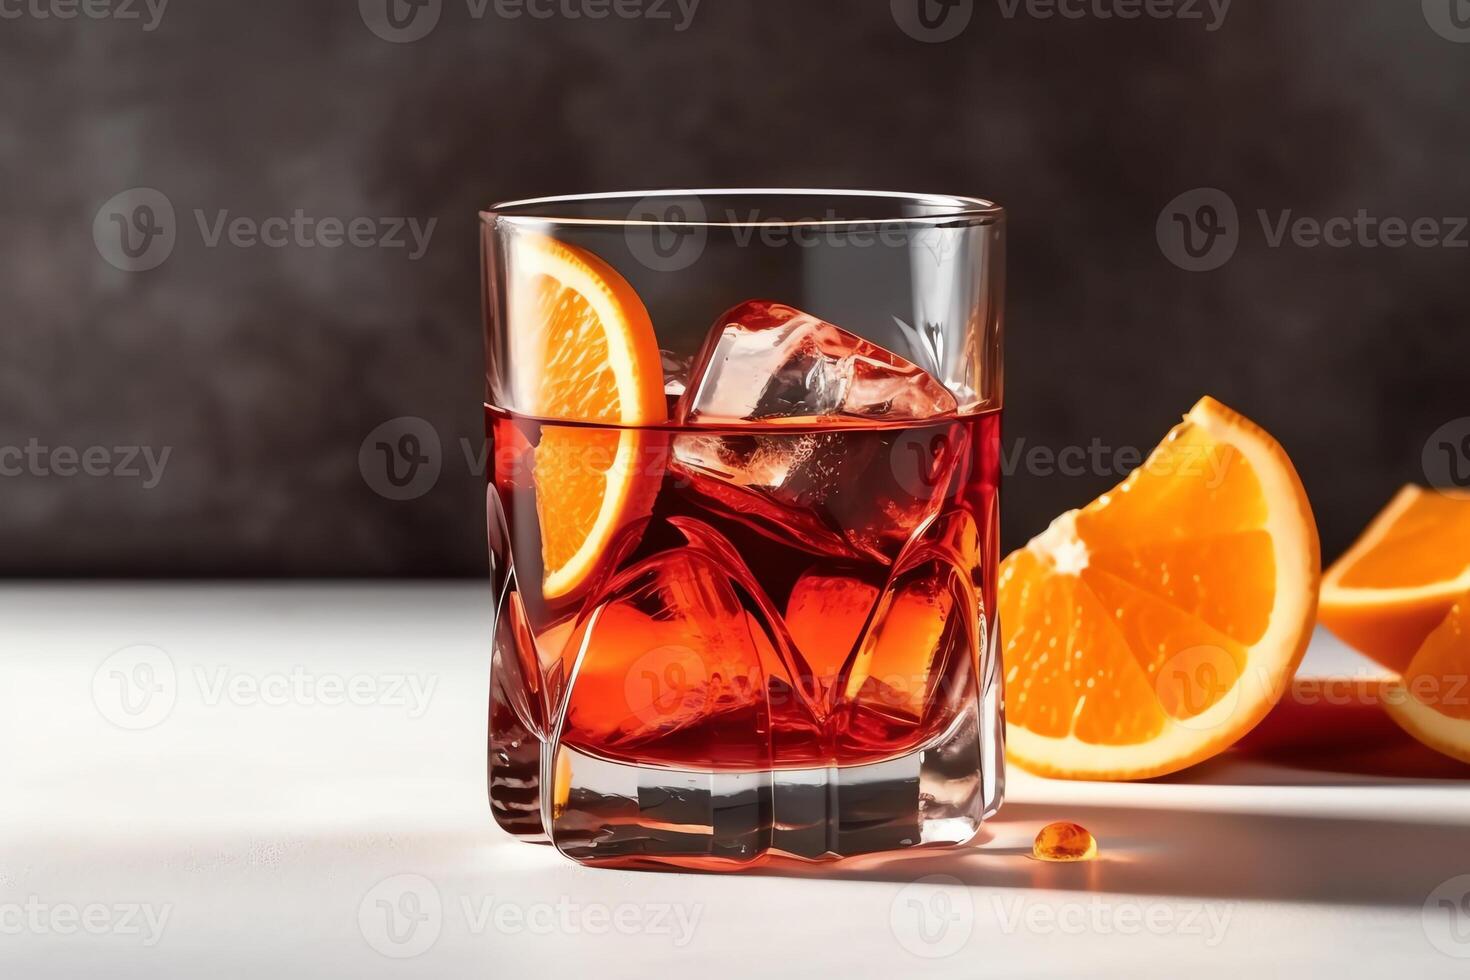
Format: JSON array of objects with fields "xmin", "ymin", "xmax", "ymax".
[
  {"xmin": 670, "ymin": 430, "xmax": 869, "ymax": 562},
  {"xmin": 671, "ymin": 420, "xmax": 967, "ymax": 565},
  {"xmin": 677, "ymin": 301, "xmax": 959, "ymax": 423},
  {"xmin": 831, "ymin": 510, "xmax": 982, "ymax": 755}
]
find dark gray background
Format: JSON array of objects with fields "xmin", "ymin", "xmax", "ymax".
[{"xmin": 3, "ymin": 0, "xmax": 1467, "ymax": 576}]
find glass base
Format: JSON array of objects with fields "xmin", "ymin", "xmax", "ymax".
[{"xmin": 487, "ymin": 638, "xmax": 1005, "ymax": 869}]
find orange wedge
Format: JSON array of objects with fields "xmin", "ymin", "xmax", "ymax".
[
  {"xmin": 1382, "ymin": 596, "xmax": 1470, "ymax": 765},
  {"xmin": 508, "ymin": 234, "xmax": 666, "ymax": 598},
  {"xmin": 1000, "ymin": 397, "xmax": 1320, "ymax": 780},
  {"xmin": 1318, "ymin": 486, "xmax": 1470, "ymax": 673}
]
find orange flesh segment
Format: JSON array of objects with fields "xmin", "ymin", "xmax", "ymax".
[
  {"xmin": 532, "ymin": 281, "xmax": 619, "ymax": 420},
  {"xmin": 1084, "ymin": 532, "xmax": 1276, "ymax": 646},
  {"xmin": 1335, "ymin": 490, "xmax": 1470, "ymax": 590},
  {"xmin": 529, "ymin": 428, "xmax": 627, "ymax": 581},
  {"xmin": 1002, "ymin": 557, "xmax": 1171, "ymax": 743},
  {"xmin": 1402, "ymin": 598, "xmax": 1470, "ymax": 722}
]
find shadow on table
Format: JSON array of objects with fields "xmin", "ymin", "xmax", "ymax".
[
  {"xmin": 732, "ymin": 736, "xmax": 1470, "ymax": 905},
  {"xmin": 744, "ymin": 799, "xmax": 1469, "ymax": 908}
]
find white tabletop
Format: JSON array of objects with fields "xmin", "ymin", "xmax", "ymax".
[{"xmin": 3, "ymin": 583, "xmax": 1468, "ymax": 978}]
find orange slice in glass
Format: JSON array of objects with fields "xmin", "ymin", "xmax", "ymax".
[
  {"xmin": 999, "ymin": 397, "xmax": 1320, "ymax": 780},
  {"xmin": 1319, "ymin": 486, "xmax": 1470, "ymax": 673},
  {"xmin": 508, "ymin": 235, "xmax": 666, "ymax": 598}
]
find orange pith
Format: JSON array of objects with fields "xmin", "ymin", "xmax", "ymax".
[
  {"xmin": 507, "ymin": 234, "xmax": 665, "ymax": 598},
  {"xmin": 1382, "ymin": 597, "xmax": 1470, "ymax": 765},
  {"xmin": 1319, "ymin": 486, "xmax": 1470, "ymax": 672},
  {"xmin": 1000, "ymin": 397, "xmax": 1320, "ymax": 780}
]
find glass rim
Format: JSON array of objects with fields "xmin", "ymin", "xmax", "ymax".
[{"xmin": 483, "ymin": 187, "xmax": 1004, "ymax": 229}]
